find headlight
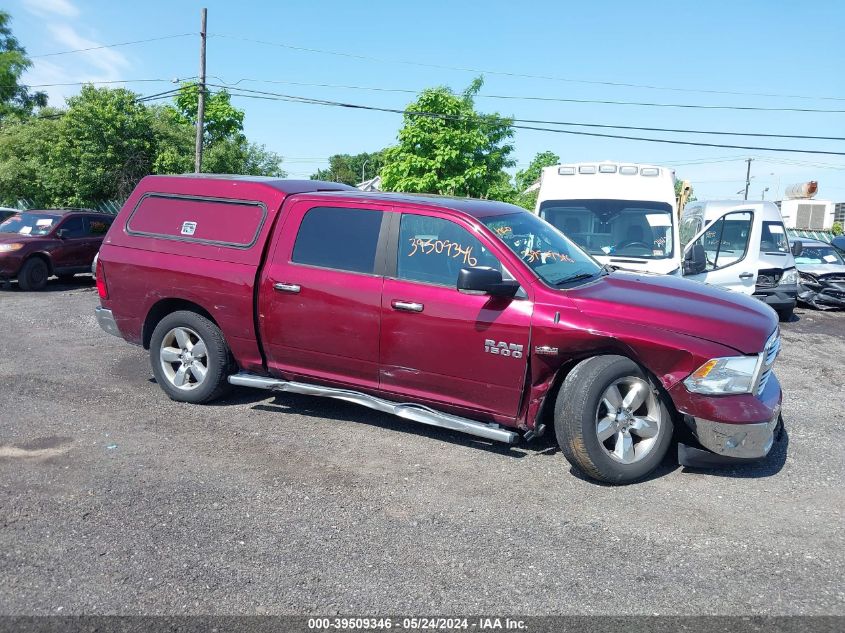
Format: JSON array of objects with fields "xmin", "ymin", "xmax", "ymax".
[
  {"xmin": 0, "ymin": 243, "xmax": 24, "ymax": 253},
  {"xmin": 684, "ymin": 356, "xmax": 760, "ymax": 395},
  {"xmin": 779, "ymin": 269, "xmax": 798, "ymax": 285}
]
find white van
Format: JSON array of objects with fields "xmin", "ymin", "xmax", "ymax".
[
  {"xmin": 535, "ymin": 162, "xmax": 680, "ymax": 275},
  {"xmin": 679, "ymin": 200, "xmax": 799, "ymax": 321}
]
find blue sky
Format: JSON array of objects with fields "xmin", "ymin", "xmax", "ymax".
[{"xmin": 8, "ymin": 0, "xmax": 845, "ymax": 201}]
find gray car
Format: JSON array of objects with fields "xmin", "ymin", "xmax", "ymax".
[{"xmin": 794, "ymin": 238, "xmax": 845, "ymax": 309}]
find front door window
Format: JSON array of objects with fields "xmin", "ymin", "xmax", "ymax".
[{"xmin": 693, "ymin": 211, "xmax": 753, "ymax": 271}]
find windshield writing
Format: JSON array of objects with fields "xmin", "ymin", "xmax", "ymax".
[{"xmin": 482, "ymin": 212, "xmax": 600, "ymax": 286}]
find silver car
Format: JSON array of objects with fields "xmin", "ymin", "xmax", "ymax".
[{"xmin": 794, "ymin": 239, "xmax": 845, "ymax": 309}]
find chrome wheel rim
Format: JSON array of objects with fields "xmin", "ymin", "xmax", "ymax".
[
  {"xmin": 159, "ymin": 327, "xmax": 209, "ymax": 391},
  {"xmin": 596, "ymin": 377, "xmax": 662, "ymax": 464}
]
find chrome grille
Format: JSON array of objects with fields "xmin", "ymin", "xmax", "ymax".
[{"xmin": 756, "ymin": 330, "xmax": 781, "ymax": 396}]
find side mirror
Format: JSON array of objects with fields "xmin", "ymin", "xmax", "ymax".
[
  {"xmin": 790, "ymin": 240, "xmax": 803, "ymax": 257},
  {"xmin": 683, "ymin": 243, "xmax": 707, "ymax": 275},
  {"xmin": 457, "ymin": 266, "xmax": 520, "ymax": 298},
  {"xmin": 56, "ymin": 229, "xmax": 68, "ymax": 239}
]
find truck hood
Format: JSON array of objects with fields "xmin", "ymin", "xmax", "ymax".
[{"xmin": 566, "ymin": 271, "xmax": 777, "ymax": 354}]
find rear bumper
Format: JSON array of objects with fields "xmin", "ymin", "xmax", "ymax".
[
  {"xmin": 95, "ymin": 306, "xmax": 122, "ymax": 338},
  {"xmin": 753, "ymin": 285, "xmax": 797, "ymax": 310}
]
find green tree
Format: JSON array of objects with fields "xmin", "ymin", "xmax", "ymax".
[
  {"xmin": 0, "ymin": 109, "xmax": 62, "ymax": 206},
  {"xmin": 381, "ymin": 77, "xmax": 515, "ymax": 198},
  {"xmin": 149, "ymin": 104, "xmax": 195, "ymax": 175},
  {"xmin": 0, "ymin": 11, "xmax": 47, "ymax": 120},
  {"xmin": 172, "ymin": 82, "xmax": 244, "ymax": 145},
  {"xmin": 50, "ymin": 85, "xmax": 156, "ymax": 205},
  {"xmin": 203, "ymin": 137, "xmax": 285, "ymax": 177},
  {"xmin": 516, "ymin": 151, "xmax": 560, "ymax": 192},
  {"xmin": 311, "ymin": 151, "xmax": 385, "ymax": 185},
  {"xmin": 511, "ymin": 150, "xmax": 561, "ymax": 210}
]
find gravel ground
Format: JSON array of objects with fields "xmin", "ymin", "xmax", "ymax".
[{"xmin": 0, "ymin": 278, "xmax": 843, "ymax": 616}]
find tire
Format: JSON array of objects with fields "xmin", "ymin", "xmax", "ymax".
[
  {"xmin": 149, "ymin": 310, "xmax": 231, "ymax": 404},
  {"xmin": 776, "ymin": 307, "xmax": 794, "ymax": 322},
  {"xmin": 17, "ymin": 257, "xmax": 49, "ymax": 291},
  {"xmin": 554, "ymin": 355, "xmax": 674, "ymax": 484}
]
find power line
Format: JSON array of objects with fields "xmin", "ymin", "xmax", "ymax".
[
  {"xmin": 209, "ymin": 84, "xmax": 845, "ymax": 141},
  {"xmin": 12, "ymin": 78, "xmax": 195, "ymax": 89},
  {"xmin": 212, "ymin": 84, "xmax": 845, "ymax": 157},
  {"xmin": 31, "ymin": 33, "xmax": 195, "ymax": 58},
  {"xmin": 212, "ymin": 34, "xmax": 845, "ymax": 103},
  {"xmin": 209, "ymin": 76, "xmax": 845, "ymax": 114}
]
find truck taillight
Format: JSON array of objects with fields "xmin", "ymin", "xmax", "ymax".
[{"xmin": 96, "ymin": 258, "xmax": 108, "ymax": 300}]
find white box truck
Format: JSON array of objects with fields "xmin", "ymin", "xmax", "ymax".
[{"xmin": 535, "ymin": 162, "xmax": 681, "ymax": 274}]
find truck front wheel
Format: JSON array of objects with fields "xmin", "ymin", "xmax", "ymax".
[
  {"xmin": 554, "ymin": 355, "xmax": 673, "ymax": 484},
  {"xmin": 149, "ymin": 310, "xmax": 231, "ymax": 404}
]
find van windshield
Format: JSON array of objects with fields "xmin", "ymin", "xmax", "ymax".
[
  {"xmin": 760, "ymin": 221, "xmax": 789, "ymax": 254},
  {"xmin": 539, "ymin": 199, "xmax": 674, "ymax": 260}
]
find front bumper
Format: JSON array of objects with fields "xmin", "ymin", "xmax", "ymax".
[
  {"xmin": 95, "ymin": 306, "xmax": 121, "ymax": 338},
  {"xmin": 670, "ymin": 371, "xmax": 782, "ymax": 461},
  {"xmin": 752, "ymin": 285, "xmax": 797, "ymax": 310},
  {"xmin": 684, "ymin": 405, "xmax": 781, "ymax": 459}
]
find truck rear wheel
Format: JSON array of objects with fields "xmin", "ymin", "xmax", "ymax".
[
  {"xmin": 17, "ymin": 257, "xmax": 49, "ymax": 291},
  {"xmin": 554, "ymin": 355, "xmax": 673, "ymax": 484},
  {"xmin": 149, "ymin": 310, "xmax": 231, "ymax": 404}
]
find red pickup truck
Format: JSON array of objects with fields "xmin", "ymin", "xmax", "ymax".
[{"xmin": 95, "ymin": 175, "xmax": 783, "ymax": 483}]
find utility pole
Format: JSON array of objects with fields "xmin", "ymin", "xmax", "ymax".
[
  {"xmin": 194, "ymin": 8, "xmax": 207, "ymax": 174},
  {"xmin": 743, "ymin": 157, "xmax": 753, "ymax": 200}
]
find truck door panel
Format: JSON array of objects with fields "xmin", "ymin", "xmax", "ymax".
[{"xmin": 258, "ymin": 202, "xmax": 390, "ymax": 390}]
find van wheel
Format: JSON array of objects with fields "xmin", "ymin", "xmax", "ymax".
[
  {"xmin": 554, "ymin": 355, "xmax": 673, "ymax": 484},
  {"xmin": 17, "ymin": 257, "xmax": 49, "ymax": 291},
  {"xmin": 149, "ymin": 310, "xmax": 231, "ymax": 404}
]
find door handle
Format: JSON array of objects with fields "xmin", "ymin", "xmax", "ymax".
[
  {"xmin": 273, "ymin": 282, "xmax": 301, "ymax": 293},
  {"xmin": 738, "ymin": 272, "xmax": 755, "ymax": 280},
  {"xmin": 392, "ymin": 300, "xmax": 424, "ymax": 313}
]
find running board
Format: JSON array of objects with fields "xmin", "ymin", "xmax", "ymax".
[{"xmin": 228, "ymin": 372, "xmax": 520, "ymax": 445}]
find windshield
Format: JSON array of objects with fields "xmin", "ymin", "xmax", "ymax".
[
  {"xmin": 795, "ymin": 245, "xmax": 845, "ymax": 266},
  {"xmin": 481, "ymin": 212, "xmax": 601, "ymax": 286},
  {"xmin": 760, "ymin": 221, "xmax": 789, "ymax": 254},
  {"xmin": 539, "ymin": 199, "xmax": 674, "ymax": 260},
  {"xmin": 0, "ymin": 212, "xmax": 58, "ymax": 236}
]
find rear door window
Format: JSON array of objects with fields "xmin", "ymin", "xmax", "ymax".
[
  {"xmin": 87, "ymin": 216, "xmax": 113, "ymax": 236},
  {"xmin": 292, "ymin": 207, "xmax": 384, "ymax": 274}
]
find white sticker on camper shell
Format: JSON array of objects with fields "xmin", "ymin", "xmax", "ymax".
[{"xmin": 181, "ymin": 221, "xmax": 197, "ymax": 236}]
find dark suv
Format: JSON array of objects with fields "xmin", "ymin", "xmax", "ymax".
[{"xmin": 0, "ymin": 209, "xmax": 114, "ymax": 290}]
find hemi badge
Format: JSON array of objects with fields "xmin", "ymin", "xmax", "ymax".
[{"xmin": 535, "ymin": 345, "xmax": 558, "ymax": 355}]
